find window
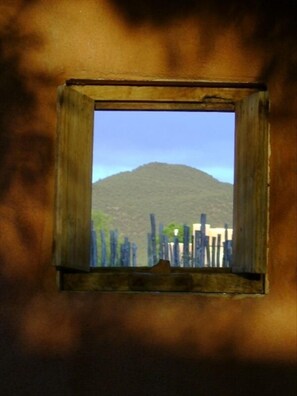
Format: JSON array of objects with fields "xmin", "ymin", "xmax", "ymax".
[
  {"xmin": 92, "ymin": 110, "xmax": 235, "ymax": 268},
  {"xmin": 54, "ymin": 80, "xmax": 269, "ymax": 294}
]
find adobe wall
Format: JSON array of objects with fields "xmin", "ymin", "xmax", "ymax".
[{"xmin": 0, "ymin": 1, "xmax": 296, "ymax": 395}]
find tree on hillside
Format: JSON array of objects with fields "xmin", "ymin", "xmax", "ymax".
[
  {"xmin": 92, "ymin": 211, "xmax": 113, "ymax": 264},
  {"xmin": 163, "ymin": 223, "xmax": 187, "ymax": 241},
  {"xmin": 92, "ymin": 210, "xmax": 113, "ymax": 234}
]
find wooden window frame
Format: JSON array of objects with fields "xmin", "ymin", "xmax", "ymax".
[{"xmin": 54, "ymin": 80, "xmax": 269, "ymax": 294}]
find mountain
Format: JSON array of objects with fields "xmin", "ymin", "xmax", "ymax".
[{"xmin": 92, "ymin": 162, "xmax": 233, "ymax": 264}]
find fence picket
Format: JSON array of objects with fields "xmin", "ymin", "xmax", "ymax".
[
  {"xmin": 110, "ymin": 230, "xmax": 118, "ymax": 266},
  {"xmin": 216, "ymin": 234, "xmax": 220, "ymax": 267},
  {"xmin": 183, "ymin": 225, "xmax": 190, "ymax": 267},
  {"xmin": 147, "ymin": 232, "xmax": 153, "ymax": 266},
  {"xmin": 158, "ymin": 223, "xmax": 164, "ymax": 260},
  {"xmin": 120, "ymin": 236, "xmax": 130, "ymax": 267},
  {"xmin": 200, "ymin": 213, "xmax": 207, "ymax": 267},
  {"xmin": 91, "ymin": 221, "xmax": 98, "ymax": 267},
  {"xmin": 223, "ymin": 223, "xmax": 228, "ymax": 267},
  {"xmin": 211, "ymin": 236, "xmax": 216, "ymax": 267},
  {"xmin": 164, "ymin": 234, "xmax": 169, "ymax": 260},
  {"xmin": 100, "ymin": 229, "xmax": 107, "ymax": 267},
  {"xmin": 132, "ymin": 243, "xmax": 137, "ymax": 267},
  {"xmin": 173, "ymin": 235, "xmax": 180, "ymax": 267},
  {"xmin": 93, "ymin": 212, "xmax": 232, "ymax": 269},
  {"xmin": 194, "ymin": 230, "xmax": 201, "ymax": 267},
  {"xmin": 150, "ymin": 213, "xmax": 157, "ymax": 265},
  {"xmin": 205, "ymin": 235, "xmax": 210, "ymax": 267}
]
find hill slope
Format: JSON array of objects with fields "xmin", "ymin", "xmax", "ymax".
[{"xmin": 92, "ymin": 162, "xmax": 233, "ymax": 263}]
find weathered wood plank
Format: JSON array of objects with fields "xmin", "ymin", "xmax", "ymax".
[
  {"xmin": 130, "ymin": 273, "xmax": 193, "ymax": 292},
  {"xmin": 67, "ymin": 79, "xmax": 266, "ymax": 90},
  {"xmin": 69, "ymin": 83, "xmax": 264, "ymax": 112},
  {"xmin": 60, "ymin": 268, "xmax": 264, "ymax": 294},
  {"xmin": 54, "ymin": 86, "xmax": 94, "ymax": 271},
  {"xmin": 233, "ymin": 91, "xmax": 269, "ymax": 273},
  {"xmin": 94, "ymin": 102, "xmax": 235, "ymax": 111}
]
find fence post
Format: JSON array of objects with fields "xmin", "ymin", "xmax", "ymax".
[
  {"xmin": 147, "ymin": 233, "xmax": 153, "ymax": 266},
  {"xmin": 194, "ymin": 230, "xmax": 201, "ymax": 267},
  {"xmin": 183, "ymin": 225, "xmax": 190, "ymax": 267},
  {"xmin": 173, "ymin": 235, "xmax": 180, "ymax": 267},
  {"xmin": 120, "ymin": 236, "xmax": 131, "ymax": 267},
  {"xmin": 223, "ymin": 224, "xmax": 229, "ymax": 267},
  {"xmin": 150, "ymin": 213, "xmax": 157, "ymax": 264},
  {"xmin": 110, "ymin": 230, "xmax": 118, "ymax": 266},
  {"xmin": 168, "ymin": 242, "xmax": 173, "ymax": 264},
  {"xmin": 191, "ymin": 234, "xmax": 194, "ymax": 267},
  {"xmin": 225, "ymin": 240, "xmax": 232, "ymax": 268},
  {"xmin": 163, "ymin": 234, "xmax": 169, "ymax": 260},
  {"xmin": 132, "ymin": 243, "xmax": 137, "ymax": 267},
  {"xmin": 158, "ymin": 223, "xmax": 164, "ymax": 260},
  {"xmin": 205, "ymin": 235, "xmax": 210, "ymax": 267},
  {"xmin": 120, "ymin": 243, "xmax": 124, "ymax": 266},
  {"xmin": 91, "ymin": 221, "xmax": 98, "ymax": 267},
  {"xmin": 200, "ymin": 213, "xmax": 207, "ymax": 267},
  {"xmin": 126, "ymin": 237, "xmax": 131, "ymax": 266},
  {"xmin": 100, "ymin": 229, "xmax": 107, "ymax": 267},
  {"xmin": 211, "ymin": 236, "xmax": 216, "ymax": 267},
  {"xmin": 217, "ymin": 234, "xmax": 221, "ymax": 267}
]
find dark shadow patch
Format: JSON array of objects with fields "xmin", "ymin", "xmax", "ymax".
[
  {"xmin": 0, "ymin": 2, "xmax": 58, "ymax": 287},
  {"xmin": 109, "ymin": 0, "xmax": 297, "ymax": 98}
]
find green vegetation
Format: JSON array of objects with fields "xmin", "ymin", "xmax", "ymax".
[
  {"xmin": 162, "ymin": 223, "xmax": 188, "ymax": 241},
  {"xmin": 92, "ymin": 210, "xmax": 113, "ymax": 258},
  {"xmin": 92, "ymin": 210, "xmax": 132, "ymax": 266},
  {"xmin": 92, "ymin": 162, "xmax": 233, "ymax": 264},
  {"xmin": 92, "ymin": 210, "xmax": 113, "ymax": 233}
]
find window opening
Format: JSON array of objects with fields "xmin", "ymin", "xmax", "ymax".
[
  {"xmin": 92, "ymin": 111, "xmax": 235, "ymax": 269},
  {"xmin": 54, "ymin": 81, "xmax": 269, "ymax": 294}
]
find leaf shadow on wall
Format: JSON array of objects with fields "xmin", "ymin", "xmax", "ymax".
[
  {"xmin": 0, "ymin": 3, "xmax": 296, "ymax": 395},
  {"xmin": 0, "ymin": 3, "xmax": 57, "ymax": 285},
  {"xmin": 109, "ymin": 0, "xmax": 297, "ymax": 105}
]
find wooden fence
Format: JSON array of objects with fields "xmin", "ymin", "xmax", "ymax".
[
  {"xmin": 147, "ymin": 213, "xmax": 232, "ymax": 268},
  {"xmin": 91, "ymin": 213, "xmax": 232, "ymax": 268},
  {"xmin": 91, "ymin": 225, "xmax": 137, "ymax": 267}
]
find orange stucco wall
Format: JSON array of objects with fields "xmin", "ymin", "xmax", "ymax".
[{"xmin": 0, "ymin": 1, "xmax": 296, "ymax": 395}]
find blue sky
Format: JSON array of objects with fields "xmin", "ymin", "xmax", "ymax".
[{"xmin": 93, "ymin": 111, "xmax": 235, "ymax": 184}]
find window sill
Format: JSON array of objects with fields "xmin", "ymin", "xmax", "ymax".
[{"xmin": 58, "ymin": 267, "xmax": 265, "ymax": 294}]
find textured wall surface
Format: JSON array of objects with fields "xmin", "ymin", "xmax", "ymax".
[{"xmin": 0, "ymin": 1, "xmax": 296, "ymax": 395}]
